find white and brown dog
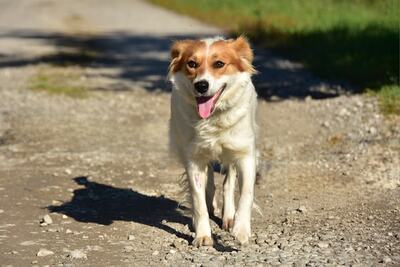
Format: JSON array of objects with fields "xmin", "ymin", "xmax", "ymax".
[{"xmin": 168, "ymin": 36, "xmax": 258, "ymax": 246}]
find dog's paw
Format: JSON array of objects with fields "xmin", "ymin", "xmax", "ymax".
[
  {"xmin": 192, "ymin": 236, "xmax": 213, "ymax": 247},
  {"xmin": 232, "ymin": 221, "xmax": 251, "ymax": 245},
  {"xmin": 222, "ymin": 218, "xmax": 234, "ymax": 231}
]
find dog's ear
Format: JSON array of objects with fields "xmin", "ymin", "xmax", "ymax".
[
  {"xmin": 231, "ymin": 36, "xmax": 256, "ymax": 74},
  {"xmin": 169, "ymin": 40, "xmax": 193, "ymax": 73}
]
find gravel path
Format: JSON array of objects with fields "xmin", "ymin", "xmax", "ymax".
[{"xmin": 0, "ymin": 0, "xmax": 399, "ymax": 266}]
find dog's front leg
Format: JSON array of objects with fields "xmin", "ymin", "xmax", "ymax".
[
  {"xmin": 187, "ymin": 161, "xmax": 213, "ymax": 247},
  {"xmin": 232, "ymin": 154, "xmax": 256, "ymax": 245}
]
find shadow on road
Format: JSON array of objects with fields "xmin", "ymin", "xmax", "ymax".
[
  {"xmin": 48, "ymin": 177, "xmax": 236, "ymax": 252},
  {"xmin": 0, "ymin": 30, "xmax": 348, "ymax": 100}
]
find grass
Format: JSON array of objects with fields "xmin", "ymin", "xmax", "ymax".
[
  {"xmin": 376, "ymin": 85, "xmax": 400, "ymax": 115},
  {"xmin": 30, "ymin": 67, "xmax": 89, "ymax": 98},
  {"xmin": 150, "ymin": 0, "xmax": 399, "ymax": 114}
]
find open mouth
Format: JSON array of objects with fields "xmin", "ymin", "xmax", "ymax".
[{"xmin": 195, "ymin": 83, "xmax": 226, "ymax": 119}]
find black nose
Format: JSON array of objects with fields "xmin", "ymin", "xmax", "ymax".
[{"xmin": 194, "ymin": 80, "xmax": 209, "ymax": 94}]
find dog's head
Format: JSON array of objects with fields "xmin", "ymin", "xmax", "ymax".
[{"xmin": 169, "ymin": 36, "xmax": 255, "ymax": 119}]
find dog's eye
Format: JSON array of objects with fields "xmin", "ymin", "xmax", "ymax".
[
  {"xmin": 213, "ymin": 61, "xmax": 225, "ymax": 68},
  {"xmin": 187, "ymin": 60, "xmax": 198, "ymax": 69}
]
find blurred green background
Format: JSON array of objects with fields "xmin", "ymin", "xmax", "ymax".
[{"xmin": 150, "ymin": 0, "xmax": 399, "ymax": 114}]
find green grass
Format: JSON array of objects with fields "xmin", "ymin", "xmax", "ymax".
[
  {"xmin": 30, "ymin": 67, "xmax": 89, "ymax": 98},
  {"xmin": 376, "ymin": 85, "xmax": 400, "ymax": 115},
  {"xmin": 150, "ymin": 0, "xmax": 399, "ymax": 114}
]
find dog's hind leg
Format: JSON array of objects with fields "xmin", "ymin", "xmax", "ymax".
[
  {"xmin": 187, "ymin": 161, "xmax": 213, "ymax": 247},
  {"xmin": 206, "ymin": 163, "xmax": 219, "ymax": 217},
  {"xmin": 222, "ymin": 164, "xmax": 236, "ymax": 231}
]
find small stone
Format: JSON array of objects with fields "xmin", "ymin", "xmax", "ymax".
[
  {"xmin": 37, "ymin": 248, "xmax": 54, "ymax": 257},
  {"xmin": 41, "ymin": 215, "xmax": 53, "ymax": 225},
  {"xmin": 51, "ymin": 200, "xmax": 62, "ymax": 205},
  {"xmin": 338, "ymin": 108, "xmax": 349, "ymax": 117},
  {"xmin": 152, "ymin": 250, "xmax": 159, "ymax": 256},
  {"xmin": 277, "ymin": 238, "xmax": 288, "ymax": 249},
  {"xmin": 317, "ymin": 242, "xmax": 329, "ymax": 248},
  {"xmin": 297, "ymin": 206, "xmax": 307, "ymax": 213},
  {"xmin": 368, "ymin": 127, "xmax": 377, "ymax": 135},
  {"xmin": 0, "ymin": 209, "xmax": 4, "ymax": 213},
  {"xmin": 355, "ymin": 99, "xmax": 363, "ymax": 107},
  {"xmin": 20, "ymin": 241, "xmax": 36, "ymax": 246},
  {"xmin": 66, "ymin": 229, "xmax": 73, "ymax": 234},
  {"xmin": 62, "ymin": 215, "xmax": 68, "ymax": 219},
  {"xmin": 381, "ymin": 256, "xmax": 391, "ymax": 263},
  {"xmin": 68, "ymin": 249, "xmax": 87, "ymax": 259},
  {"xmin": 65, "ymin": 169, "xmax": 72, "ymax": 175},
  {"xmin": 127, "ymin": 235, "xmax": 135, "ymax": 240},
  {"xmin": 138, "ymin": 171, "xmax": 144, "ymax": 176},
  {"xmin": 321, "ymin": 121, "xmax": 330, "ymax": 128}
]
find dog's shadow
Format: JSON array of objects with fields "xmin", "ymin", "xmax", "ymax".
[{"xmin": 48, "ymin": 176, "xmax": 235, "ymax": 252}]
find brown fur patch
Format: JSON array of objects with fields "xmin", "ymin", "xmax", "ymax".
[{"xmin": 169, "ymin": 36, "xmax": 256, "ymax": 80}]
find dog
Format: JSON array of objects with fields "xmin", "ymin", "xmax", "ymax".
[{"xmin": 168, "ymin": 36, "xmax": 258, "ymax": 246}]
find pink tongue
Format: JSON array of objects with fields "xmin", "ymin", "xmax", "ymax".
[
  {"xmin": 196, "ymin": 96, "xmax": 214, "ymax": 119},
  {"xmin": 196, "ymin": 89, "xmax": 222, "ymax": 119}
]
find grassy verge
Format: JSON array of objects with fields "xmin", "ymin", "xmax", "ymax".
[
  {"xmin": 376, "ymin": 85, "xmax": 400, "ymax": 115},
  {"xmin": 30, "ymin": 67, "xmax": 89, "ymax": 98},
  {"xmin": 150, "ymin": 0, "xmax": 399, "ymax": 114}
]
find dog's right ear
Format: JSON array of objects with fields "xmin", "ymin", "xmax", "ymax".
[{"xmin": 169, "ymin": 40, "xmax": 192, "ymax": 73}]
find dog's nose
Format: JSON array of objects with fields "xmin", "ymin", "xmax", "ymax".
[{"xmin": 194, "ymin": 80, "xmax": 209, "ymax": 94}]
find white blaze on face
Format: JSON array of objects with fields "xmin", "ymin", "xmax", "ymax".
[{"xmin": 194, "ymin": 37, "xmax": 226, "ymax": 97}]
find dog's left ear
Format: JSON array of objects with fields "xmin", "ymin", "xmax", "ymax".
[{"xmin": 231, "ymin": 36, "xmax": 256, "ymax": 74}]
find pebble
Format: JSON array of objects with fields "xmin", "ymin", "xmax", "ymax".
[
  {"xmin": 68, "ymin": 249, "xmax": 87, "ymax": 259},
  {"xmin": 127, "ymin": 234, "xmax": 136, "ymax": 240},
  {"xmin": 338, "ymin": 108, "xmax": 349, "ymax": 117},
  {"xmin": 368, "ymin": 127, "xmax": 377, "ymax": 135},
  {"xmin": 37, "ymin": 248, "xmax": 54, "ymax": 257},
  {"xmin": 321, "ymin": 121, "xmax": 330, "ymax": 128},
  {"xmin": 64, "ymin": 168, "xmax": 72, "ymax": 175},
  {"xmin": 297, "ymin": 206, "xmax": 307, "ymax": 213},
  {"xmin": 41, "ymin": 215, "xmax": 53, "ymax": 225},
  {"xmin": 20, "ymin": 241, "xmax": 36, "ymax": 246},
  {"xmin": 152, "ymin": 250, "xmax": 159, "ymax": 256},
  {"xmin": 66, "ymin": 229, "xmax": 73, "ymax": 234},
  {"xmin": 381, "ymin": 256, "xmax": 391, "ymax": 263},
  {"xmin": 317, "ymin": 242, "xmax": 329, "ymax": 248},
  {"xmin": 0, "ymin": 209, "xmax": 4, "ymax": 213}
]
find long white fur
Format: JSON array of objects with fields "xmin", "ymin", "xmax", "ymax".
[{"xmin": 169, "ymin": 37, "xmax": 258, "ymax": 246}]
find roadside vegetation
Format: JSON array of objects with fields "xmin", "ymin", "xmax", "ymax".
[
  {"xmin": 30, "ymin": 67, "xmax": 89, "ymax": 98},
  {"xmin": 150, "ymin": 0, "xmax": 399, "ymax": 114}
]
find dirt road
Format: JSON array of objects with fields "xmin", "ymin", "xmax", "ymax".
[{"xmin": 0, "ymin": 0, "xmax": 399, "ymax": 266}]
